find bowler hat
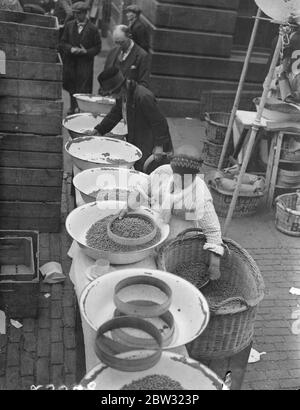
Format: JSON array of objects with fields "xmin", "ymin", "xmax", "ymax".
[
  {"xmin": 97, "ymin": 68, "xmax": 126, "ymax": 96},
  {"xmin": 72, "ymin": 1, "xmax": 89, "ymax": 12},
  {"xmin": 125, "ymin": 5, "xmax": 142, "ymax": 15}
]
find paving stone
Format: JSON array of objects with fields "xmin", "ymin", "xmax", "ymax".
[
  {"xmin": 37, "ymin": 329, "xmax": 50, "ymax": 357},
  {"xmin": 21, "ymin": 352, "xmax": 34, "ymax": 376},
  {"xmin": 23, "ymin": 333, "xmax": 36, "ymax": 353},
  {"xmin": 65, "ymin": 373, "xmax": 77, "ymax": 389},
  {"xmin": 52, "ymin": 365, "xmax": 64, "ymax": 388},
  {"xmin": 8, "ymin": 326, "xmax": 22, "ymax": 343},
  {"xmin": 279, "ymin": 378, "xmax": 300, "ymax": 389},
  {"xmin": 64, "ymin": 349, "xmax": 76, "ymax": 374},
  {"xmin": 63, "ymin": 327, "xmax": 76, "ymax": 349},
  {"xmin": 7, "ymin": 343, "xmax": 19, "ymax": 367},
  {"xmin": 6, "ymin": 366, "xmax": 19, "ymax": 390},
  {"xmin": 51, "ymin": 301, "xmax": 63, "ymax": 319},
  {"xmin": 244, "ymin": 371, "xmax": 267, "ymax": 382},
  {"xmin": 0, "ymin": 376, "xmax": 5, "ymax": 390},
  {"xmin": 0, "ymin": 334, "xmax": 7, "ymax": 351},
  {"xmin": 0, "ymin": 353, "xmax": 6, "ymax": 376},
  {"xmin": 251, "ymin": 380, "xmax": 280, "ymax": 390},
  {"xmin": 40, "ymin": 283, "xmax": 52, "ymax": 294},
  {"xmin": 51, "ymin": 319, "xmax": 63, "ymax": 343},
  {"xmin": 21, "ymin": 376, "xmax": 35, "ymax": 391},
  {"xmin": 63, "ymin": 291, "xmax": 75, "ymax": 308},
  {"xmin": 36, "ymin": 358, "xmax": 50, "ymax": 386},
  {"xmin": 63, "ymin": 307, "xmax": 75, "ymax": 328},
  {"xmin": 38, "ymin": 293, "xmax": 51, "ymax": 308},
  {"xmin": 22, "ymin": 319, "xmax": 35, "ymax": 333},
  {"xmin": 38, "ymin": 308, "xmax": 50, "ymax": 329},
  {"xmin": 51, "ymin": 284, "xmax": 63, "ymax": 301},
  {"xmin": 51, "ymin": 343, "xmax": 64, "ymax": 365}
]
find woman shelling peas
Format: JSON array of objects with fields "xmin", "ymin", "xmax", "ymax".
[{"xmin": 121, "ymin": 146, "xmax": 225, "ymax": 281}]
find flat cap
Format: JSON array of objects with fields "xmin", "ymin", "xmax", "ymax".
[
  {"xmin": 72, "ymin": 1, "xmax": 89, "ymax": 12},
  {"xmin": 125, "ymin": 4, "xmax": 142, "ymax": 15}
]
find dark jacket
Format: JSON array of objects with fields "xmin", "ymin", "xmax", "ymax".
[
  {"xmin": 104, "ymin": 42, "xmax": 150, "ymax": 89},
  {"xmin": 129, "ymin": 18, "xmax": 150, "ymax": 53},
  {"xmin": 60, "ymin": 19, "xmax": 102, "ymax": 94},
  {"xmin": 95, "ymin": 82, "xmax": 172, "ymax": 171}
]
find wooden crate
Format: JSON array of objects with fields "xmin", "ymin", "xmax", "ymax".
[
  {"xmin": 5, "ymin": 54, "xmax": 62, "ymax": 81},
  {"xmin": 0, "ymin": 230, "xmax": 39, "ymax": 318},
  {"xmin": 0, "ymin": 237, "xmax": 35, "ymax": 281},
  {"xmin": 0, "ymin": 202, "xmax": 62, "ymax": 233},
  {"xmin": 1, "ymin": 42, "xmax": 58, "ymax": 63},
  {"xmin": 0, "ymin": 134, "xmax": 63, "ymax": 202},
  {"xmin": 0, "ymin": 10, "xmax": 59, "ymax": 49},
  {"xmin": 0, "ymin": 78, "xmax": 62, "ymax": 100},
  {"xmin": 0, "ymin": 97, "xmax": 63, "ymax": 135}
]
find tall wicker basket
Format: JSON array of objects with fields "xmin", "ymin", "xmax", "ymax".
[
  {"xmin": 275, "ymin": 193, "xmax": 300, "ymax": 237},
  {"xmin": 157, "ymin": 229, "xmax": 265, "ymax": 360},
  {"xmin": 204, "ymin": 112, "xmax": 232, "ymax": 144}
]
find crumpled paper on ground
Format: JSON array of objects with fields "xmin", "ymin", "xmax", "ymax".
[
  {"xmin": 290, "ymin": 287, "xmax": 300, "ymax": 296},
  {"xmin": 40, "ymin": 262, "xmax": 65, "ymax": 284},
  {"xmin": 0, "ymin": 310, "xmax": 6, "ymax": 335},
  {"xmin": 10, "ymin": 319, "xmax": 23, "ymax": 329},
  {"xmin": 248, "ymin": 349, "xmax": 266, "ymax": 363}
]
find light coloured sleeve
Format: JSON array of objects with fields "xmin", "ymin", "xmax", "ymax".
[{"xmin": 194, "ymin": 178, "xmax": 224, "ymax": 255}]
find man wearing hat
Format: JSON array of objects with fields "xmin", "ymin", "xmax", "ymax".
[
  {"xmin": 60, "ymin": 1, "xmax": 102, "ymax": 114},
  {"xmin": 125, "ymin": 4, "xmax": 150, "ymax": 53},
  {"xmin": 86, "ymin": 67, "xmax": 172, "ymax": 172}
]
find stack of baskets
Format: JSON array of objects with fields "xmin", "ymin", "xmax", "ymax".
[
  {"xmin": 208, "ymin": 170, "xmax": 265, "ymax": 218},
  {"xmin": 158, "ymin": 229, "xmax": 265, "ymax": 360},
  {"xmin": 275, "ymin": 192, "xmax": 300, "ymax": 237},
  {"xmin": 202, "ymin": 112, "xmax": 233, "ymax": 168}
]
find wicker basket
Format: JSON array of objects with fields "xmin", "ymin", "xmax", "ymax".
[
  {"xmin": 202, "ymin": 140, "xmax": 231, "ymax": 168},
  {"xmin": 157, "ymin": 229, "xmax": 265, "ymax": 360},
  {"xmin": 204, "ymin": 112, "xmax": 232, "ymax": 145},
  {"xmin": 209, "ymin": 184, "xmax": 264, "ymax": 218},
  {"xmin": 281, "ymin": 148, "xmax": 300, "ymax": 161},
  {"xmin": 275, "ymin": 193, "xmax": 300, "ymax": 237}
]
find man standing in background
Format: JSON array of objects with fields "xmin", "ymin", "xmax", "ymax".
[
  {"xmin": 125, "ymin": 4, "xmax": 150, "ymax": 53},
  {"xmin": 104, "ymin": 24, "xmax": 150, "ymax": 88},
  {"xmin": 60, "ymin": 1, "xmax": 102, "ymax": 114}
]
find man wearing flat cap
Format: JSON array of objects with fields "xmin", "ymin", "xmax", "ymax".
[
  {"xmin": 126, "ymin": 4, "xmax": 150, "ymax": 53},
  {"xmin": 60, "ymin": 1, "xmax": 102, "ymax": 114},
  {"xmin": 85, "ymin": 67, "xmax": 173, "ymax": 172}
]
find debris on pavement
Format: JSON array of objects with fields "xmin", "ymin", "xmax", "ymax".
[
  {"xmin": 248, "ymin": 349, "xmax": 267, "ymax": 363},
  {"xmin": 0, "ymin": 310, "xmax": 6, "ymax": 335},
  {"xmin": 10, "ymin": 319, "xmax": 23, "ymax": 329}
]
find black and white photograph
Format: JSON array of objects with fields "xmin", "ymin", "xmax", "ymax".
[{"xmin": 0, "ymin": 0, "xmax": 300, "ymax": 393}]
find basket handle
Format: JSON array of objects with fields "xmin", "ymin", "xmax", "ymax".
[
  {"xmin": 210, "ymin": 296, "xmax": 249, "ymax": 312},
  {"xmin": 275, "ymin": 195, "xmax": 288, "ymax": 212},
  {"xmin": 176, "ymin": 228, "xmax": 205, "ymax": 241}
]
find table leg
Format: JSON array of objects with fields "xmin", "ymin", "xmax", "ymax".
[
  {"xmin": 267, "ymin": 132, "xmax": 284, "ymax": 208},
  {"xmin": 265, "ymin": 133, "xmax": 278, "ymax": 202}
]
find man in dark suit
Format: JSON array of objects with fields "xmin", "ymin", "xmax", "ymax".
[
  {"xmin": 125, "ymin": 4, "xmax": 150, "ymax": 53},
  {"xmin": 86, "ymin": 67, "xmax": 172, "ymax": 172},
  {"xmin": 104, "ymin": 25, "xmax": 150, "ymax": 89},
  {"xmin": 60, "ymin": 1, "xmax": 102, "ymax": 114}
]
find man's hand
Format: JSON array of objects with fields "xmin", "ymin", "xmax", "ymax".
[
  {"xmin": 79, "ymin": 45, "xmax": 87, "ymax": 55},
  {"xmin": 152, "ymin": 145, "xmax": 164, "ymax": 161},
  {"xmin": 71, "ymin": 47, "xmax": 83, "ymax": 55},
  {"xmin": 208, "ymin": 253, "xmax": 221, "ymax": 281}
]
